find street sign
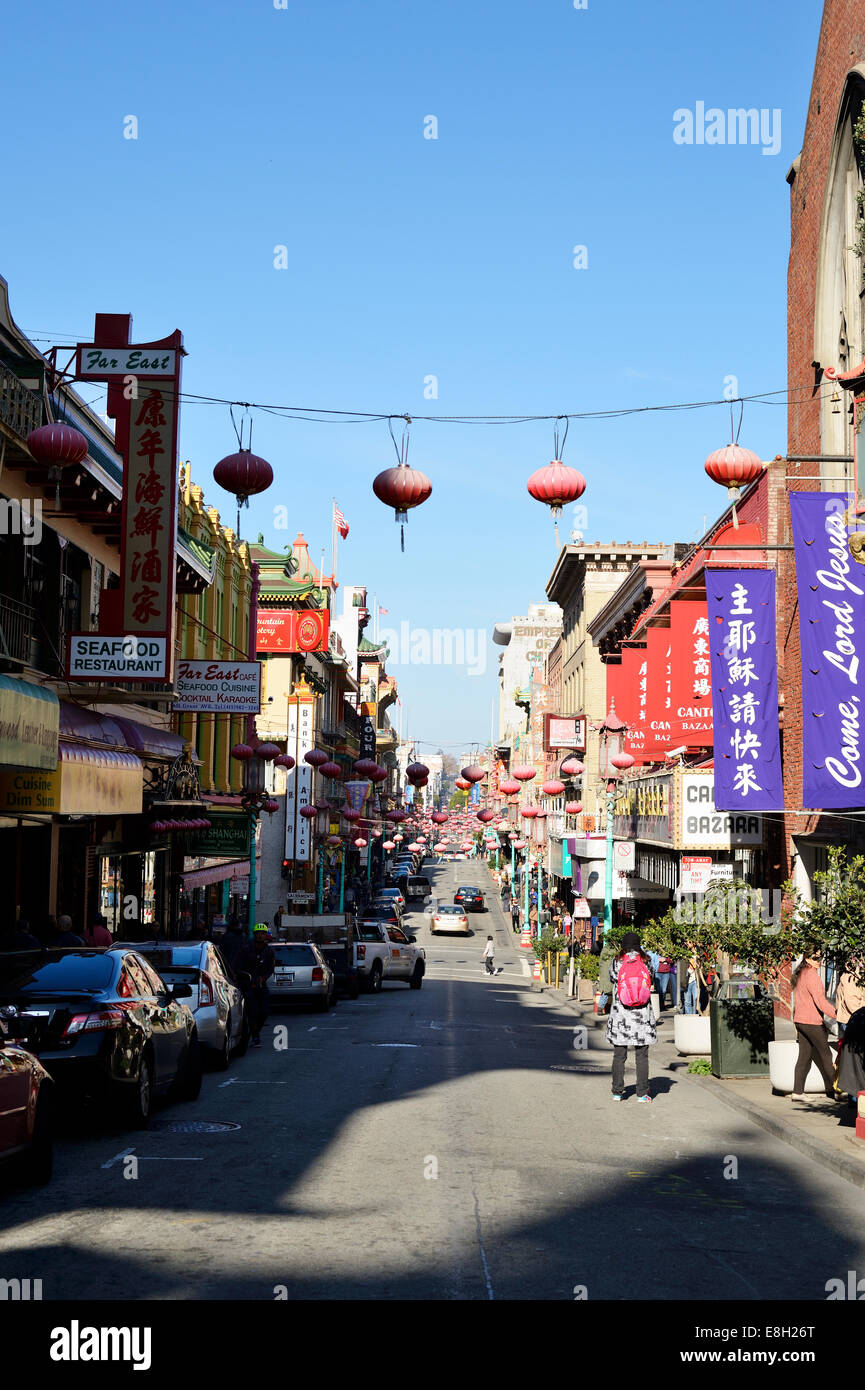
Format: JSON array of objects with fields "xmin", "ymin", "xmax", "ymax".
[
  {"xmin": 67, "ymin": 634, "xmax": 168, "ymax": 682},
  {"xmin": 186, "ymin": 812, "xmax": 251, "ymax": 857},
  {"xmin": 231, "ymin": 876, "xmax": 249, "ymax": 896},
  {"xmin": 174, "ymin": 659, "xmax": 262, "ymax": 713}
]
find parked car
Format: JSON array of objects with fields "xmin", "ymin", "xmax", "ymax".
[
  {"xmin": 369, "ymin": 903, "xmax": 402, "ymax": 928},
  {"xmin": 110, "ymin": 941, "xmax": 247, "ymax": 1069},
  {"xmin": 355, "ymin": 920, "xmax": 426, "ymax": 992},
  {"xmin": 454, "ymin": 886, "xmax": 485, "ymax": 912},
  {"xmin": 405, "ymin": 875, "xmax": 433, "ymax": 903},
  {"xmin": 430, "ymin": 905, "xmax": 470, "ymax": 936},
  {"xmin": 0, "ymin": 1009, "xmax": 54, "ymax": 1185},
  {"xmin": 377, "ymin": 887, "xmax": 406, "ymax": 911},
  {"xmin": 0, "ymin": 948, "xmax": 200, "ymax": 1128},
  {"xmin": 269, "ymin": 942, "xmax": 336, "ymax": 1010}
]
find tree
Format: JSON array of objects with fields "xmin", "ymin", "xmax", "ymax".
[
  {"xmin": 786, "ymin": 846, "xmax": 865, "ymax": 989},
  {"xmin": 449, "ymin": 789, "xmax": 468, "ymax": 810}
]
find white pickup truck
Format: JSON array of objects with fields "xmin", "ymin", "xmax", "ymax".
[{"xmin": 355, "ymin": 919, "xmax": 426, "ymax": 993}]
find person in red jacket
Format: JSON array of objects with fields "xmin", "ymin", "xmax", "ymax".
[{"xmin": 792, "ymin": 947, "xmax": 843, "ymax": 1101}]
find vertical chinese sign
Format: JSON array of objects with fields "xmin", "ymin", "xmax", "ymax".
[
  {"xmin": 789, "ymin": 493, "xmax": 865, "ymax": 808},
  {"xmin": 284, "ymin": 680, "xmax": 315, "ymax": 862},
  {"xmin": 69, "ymin": 323, "xmax": 182, "ymax": 683},
  {"xmin": 706, "ymin": 569, "xmax": 783, "ymax": 811}
]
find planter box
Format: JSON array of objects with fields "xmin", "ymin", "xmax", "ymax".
[
  {"xmin": 577, "ymin": 979, "xmax": 595, "ymax": 1002},
  {"xmin": 768, "ymin": 1039, "xmax": 838, "ymax": 1094},
  {"xmin": 674, "ymin": 1013, "xmax": 712, "ymax": 1055}
]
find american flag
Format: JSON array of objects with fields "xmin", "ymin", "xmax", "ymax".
[
  {"xmin": 379, "ymin": 606, "xmax": 389, "ymax": 615},
  {"xmin": 333, "ymin": 502, "xmax": 349, "ymax": 539}
]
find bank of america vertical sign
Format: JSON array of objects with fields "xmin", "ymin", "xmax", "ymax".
[{"xmin": 790, "ymin": 493, "xmax": 865, "ymax": 808}]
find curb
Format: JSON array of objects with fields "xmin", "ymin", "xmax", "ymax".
[{"xmin": 681, "ymin": 1070, "xmax": 865, "ymax": 1193}]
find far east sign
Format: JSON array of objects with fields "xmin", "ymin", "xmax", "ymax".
[
  {"xmin": 174, "ymin": 661, "xmax": 262, "ymax": 714},
  {"xmin": 67, "ymin": 321, "xmax": 183, "ymax": 684}
]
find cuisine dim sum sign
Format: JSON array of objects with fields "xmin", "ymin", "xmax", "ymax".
[{"xmin": 790, "ymin": 493, "xmax": 865, "ymax": 809}]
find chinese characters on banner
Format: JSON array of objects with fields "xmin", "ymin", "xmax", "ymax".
[
  {"xmin": 122, "ymin": 383, "xmax": 178, "ymax": 636},
  {"xmin": 789, "ymin": 493, "xmax": 865, "ymax": 808},
  {"xmin": 706, "ymin": 569, "xmax": 783, "ymax": 811},
  {"xmin": 284, "ymin": 691, "xmax": 315, "ymax": 862},
  {"xmin": 646, "ymin": 627, "xmax": 672, "ymax": 748},
  {"xmin": 668, "ymin": 601, "xmax": 713, "ymax": 742},
  {"xmin": 621, "ymin": 647, "xmax": 647, "ymax": 757}
]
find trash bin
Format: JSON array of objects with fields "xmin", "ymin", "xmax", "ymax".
[{"xmin": 710, "ymin": 979, "xmax": 773, "ymax": 1078}]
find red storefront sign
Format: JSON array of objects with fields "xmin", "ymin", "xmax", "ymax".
[
  {"xmin": 619, "ymin": 646, "xmax": 648, "ymax": 758},
  {"xmin": 257, "ymin": 609, "xmax": 330, "ymax": 652},
  {"xmin": 645, "ymin": 626, "xmax": 673, "ymax": 751},
  {"xmin": 668, "ymin": 600, "xmax": 713, "ymax": 743}
]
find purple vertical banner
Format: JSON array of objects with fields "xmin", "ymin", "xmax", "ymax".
[
  {"xmin": 706, "ymin": 568, "xmax": 783, "ymax": 811},
  {"xmin": 790, "ymin": 492, "xmax": 865, "ymax": 808}
]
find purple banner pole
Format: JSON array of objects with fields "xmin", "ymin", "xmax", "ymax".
[
  {"xmin": 706, "ymin": 568, "xmax": 784, "ymax": 811},
  {"xmin": 789, "ymin": 492, "xmax": 865, "ymax": 809}
]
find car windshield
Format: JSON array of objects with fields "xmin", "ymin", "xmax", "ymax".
[
  {"xmin": 132, "ymin": 947, "xmax": 202, "ymax": 972},
  {"xmin": 438, "ymin": 906, "xmax": 462, "ymax": 915},
  {"xmin": 273, "ymin": 945, "xmax": 316, "ymax": 965},
  {"xmin": 458, "ymin": 887, "xmax": 480, "ymax": 894},
  {"xmin": 0, "ymin": 953, "xmax": 115, "ymax": 993}
]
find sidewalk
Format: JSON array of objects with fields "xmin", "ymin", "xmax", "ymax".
[{"xmin": 535, "ymin": 974, "xmax": 865, "ymax": 1191}]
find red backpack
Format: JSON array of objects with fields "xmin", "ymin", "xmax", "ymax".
[{"xmin": 617, "ymin": 954, "xmax": 652, "ymax": 1008}]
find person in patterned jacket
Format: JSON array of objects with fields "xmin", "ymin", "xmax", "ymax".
[{"xmin": 606, "ymin": 932, "xmax": 657, "ymax": 1103}]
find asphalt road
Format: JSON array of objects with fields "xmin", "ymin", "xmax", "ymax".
[{"xmin": 2, "ymin": 856, "xmax": 863, "ymax": 1301}]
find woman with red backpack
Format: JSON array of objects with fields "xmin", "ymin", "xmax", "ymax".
[{"xmin": 606, "ymin": 931, "xmax": 657, "ymax": 1103}]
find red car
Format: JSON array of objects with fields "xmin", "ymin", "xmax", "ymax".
[{"xmin": 0, "ymin": 1008, "xmax": 54, "ymax": 1185}]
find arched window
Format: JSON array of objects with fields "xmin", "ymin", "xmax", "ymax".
[{"xmin": 814, "ymin": 67, "xmax": 865, "ymax": 474}]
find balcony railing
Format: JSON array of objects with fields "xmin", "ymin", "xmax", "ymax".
[
  {"xmin": 0, "ymin": 362, "xmax": 42, "ymax": 441},
  {"xmin": 0, "ymin": 593, "xmax": 38, "ymax": 666}
]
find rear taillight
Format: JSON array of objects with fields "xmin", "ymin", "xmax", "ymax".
[
  {"xmin": 311, "ymin": 967, "xmax": 324, "ymax": 981},
  {"xmin": 357, "ymin": 944, "xmax": 366, "ymax": 960},
  {"xmin": 198, "ymin": 972, "xmax": 214, "ymax": 1006},
  {"xmin": 63, "ymin": 1009, "xmax": 125, "ymax": 1037}
]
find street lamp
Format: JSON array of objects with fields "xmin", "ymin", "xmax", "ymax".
[{"xmin": 598, "ymin": 700, "xmax": 633, "ymax": 941}]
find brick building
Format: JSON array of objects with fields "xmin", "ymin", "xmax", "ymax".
[{"xmin": 781, "ymin": 1, "xmax": 865, "ymax": 901}]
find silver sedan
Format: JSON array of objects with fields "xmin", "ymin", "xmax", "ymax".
[
  {"xmin": 269, "ymin": 942, "xmax": 336, "ymax": 1011},
  {"xmin": 110, "ymin": 941, "xmax": 247, "ymax": 1068}
]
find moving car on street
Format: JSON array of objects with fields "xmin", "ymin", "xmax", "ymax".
[
  {"xmin": 110, "ymin": 940, "xmax": 247, "ymax": 1069},
  {"xmin": 269, "ymin": 942, "xmax": 336, "ymax": 1011},
  {"xmin": 0, "ymin": 948, "xmax": 201, "ymax": 1128},
  {"xmin": 355, "ymin": 919, "xmax": 426, "ymax": 992},
  {"xmin": 429, "ymin": 905, "xmax": 470, "ymax": 936},
  {"xmin": 454, "ymin": 886, "xmax": 485, "ymax": 912}
]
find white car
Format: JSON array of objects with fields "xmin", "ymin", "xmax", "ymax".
[
  {"xmin": 430, "ymin": 905, "xmax": 470, "ymax": 935},
  {"xmin": 269, "ymin": 942, "xmax": 336, "ymax": 1011}
]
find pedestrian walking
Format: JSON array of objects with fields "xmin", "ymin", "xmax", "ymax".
[
  {"xmin": 481, "ymin": 935, "xmax": 496, "ymax": 975},
  {"xmin": 791, "ymin": 947, "xmax": 843, "ymax": 1101},
  {"xmin": 606, "ymin": 931, "xmax": 657, "ymax": 1102},
  {"xmin": 835, "ymin": 961, "xmax": 865, "ymax": 1037},
  {"xmin": 511, "ymin": 900, "xmax": 520, "ymax": 933},
  {"xmin": 683, "ymin": 951, "xmax": 700, "ymax": 1014},
  {"xmin": 82, "ymin": 914, "xmax": 113, "ymax": 948},
  {"xmin": 235, "ymin": 924, "xmax": 276, "ymax": 1047}
]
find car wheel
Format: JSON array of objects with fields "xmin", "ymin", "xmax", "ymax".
[
  {"xmin": 234, "ymin": 1013, "xmax": 250, "ymax": 1058},
  {"xmin": 369, "ymin": 962, "xmax": 383, "ymax": 994},
  {"xmin": 409, "ymin": 964, "xmax": 424, "ymax": 990},
  {"xmin": 126, "ymin": 1052, "xmax": 153, "ymax": 1130},
  {"xmin": 216, "ymin": 1015, "xmax": 232, "ymax": 1071},
  {"xmin": 177, "ymin": 1032, "xmax": 202, "ymax": 1102},
  {"xmin": 23, "ymin": 1088, "xmax": 54, "ymax": 1186}
]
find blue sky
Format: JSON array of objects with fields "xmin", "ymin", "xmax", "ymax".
[{"xmin": 1, "ymin": 0, "xmax": 820, "ymax": 747}]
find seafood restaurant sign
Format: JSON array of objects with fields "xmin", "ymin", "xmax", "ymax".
[{"xmin": 789, "ymin": 493, "xmax": 865, "ymax": 809}]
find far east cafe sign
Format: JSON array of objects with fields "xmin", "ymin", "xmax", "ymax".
[{"xmin": 66, "ymin": 316, "xmax": 182, "ymax": 683}]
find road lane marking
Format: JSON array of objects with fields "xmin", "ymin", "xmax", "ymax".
[
  {"xmin": 473, "ymin": 1190, "xmax": 495, "ymax": 1300},
  {"xmin": 101, "ymin": 1147, "xmax": 136, "ymax": 1170}
]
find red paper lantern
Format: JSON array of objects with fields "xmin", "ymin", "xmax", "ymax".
[
  {"xmin": 513, "ymin": 766, "xmax": 537, "ymax": 782},
  {"xmin": 273, "ymin": 753, "xmax": 295, "ymax": 770},
  {"xmin": 372, "ymin": 462, "xmax": 432, "ymax": 550},
  {"xmin": 610, "ymin": 752, "xmax": 635, "ymax": 771},
  {"xmin": 342, "ymin": 808, "xmax": 361, "ymax": 821},
  {"xmin": 520, "ymin": 806, "xmax": 538, "ymax": 819},
  {"xmin": 460, "ymin": 765, "xmax": 485, "ymax": 783},
  {"xmin": 255, "ymin": 741, "xmax": 281, "ymax": 761},
  {"xmin": 149, "ymin": 821, "xmax": 167, "ymax": 833},
  {"xmin": 354, "ymin": 837, "xmax": 368, "ymax": 848},
  {"xmin": 527, "ymin": 460, "xmax": 586, "ymax": 518},
  {"xmin": 213, "ymin": 450, "xmax": 273, "ymax": 506},
  {"xmin": 406, "ymin": 762, "xmax": 429, "ymax": 782},
  {"xmin": 704, "ymin": 444, "xmax": 763, "ymax": 499},
  {"xmin": 299, "ymin": 804, "xmax": 318, "ymax": 819},
  {"xmin": 353, "ymin": 759, "xmax": 379, "ymax": 778},
  {"xmin": 305, "ymin": 749, "xmax": 329, "ymax": 768},
  {"xmin": 230, "ymin": 743, "xmax": 254, "ymax": 762},
  {"xmin": 455, "ymin": 778, "xmax": 471, "ymax": 791},
  {"xmin": 382, "ymin": 840, "xmax": 396, "ymax": 850},
  {"xmin": 477, "ymin": 809, "xmax": 494, "ymax": 823},
  {"xmin": 542, "ymin": 779, "xmax": 565, "ymax": 796},
  {"xmin": 320, "ymin": 762, "xmax": 343, "ymax": 779},
  {"xmin": 560, "ymin": 758, "xmax": 584, "ymax": 777},
  {"xmin": 26, "ymin": 424, "xmax": 89, "ymax": 496},
  {"xmin": 499, "ymin": 779, "xmax": 521, "ymax": 796},
  {"xmin": 263, "ymin": 799, "xmax": 280, "ymax": 814},
  {"xmin": 327, "ymin": 834, "xmax": 342, "ymax": 847},
  {"xmin": 431, "ymin": 811, "xmax": 448, "ymax": 824},
  {"xmin": 565, "ymin": 801, "xmax": 583, "ymax": 815},
  {"xmin": 369, "ymin": 765, "xmax": 388, "ymax": 784}
]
